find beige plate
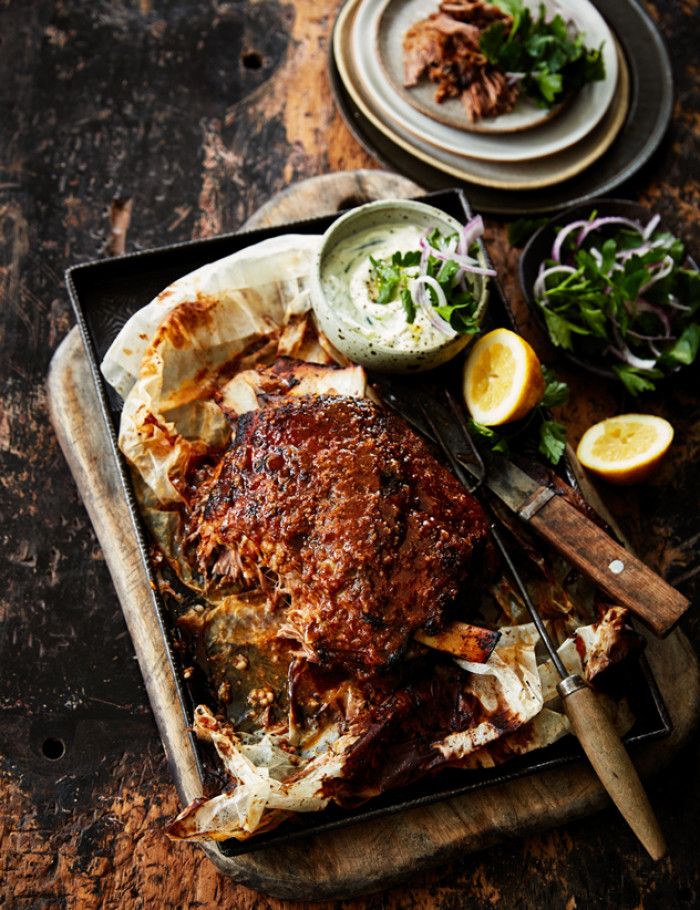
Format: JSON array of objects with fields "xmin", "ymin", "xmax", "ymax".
[
  {"xmin": 334, "ymin": 0, "xmax": 630, "ymax": 190},
  {"xmin": 375, "ymin": 0, "xmax": 617, "ymax": 137}
]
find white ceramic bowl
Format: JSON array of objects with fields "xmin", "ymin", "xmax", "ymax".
[{"xmin": 310, "ymin": 199, "xmax": 490, "ymax": 373}]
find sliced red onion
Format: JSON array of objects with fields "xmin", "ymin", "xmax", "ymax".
[
  {"xmin": 462, "ymin": 215, "xmax": 485, "ymax": 250},
  {"xmin": 551, "ymin": 213, "xmax": 664, "ymax": 265},
  {"xmin": 420, "ymin": 242, "xmax": 496, "ymax": 277},
  {"xmin": 417, "ymin": 236, "xmax": 430, "ymax": 309},
  {"xmin": 611, "ymin": 344, "xmax": 657, "ymax": 370},
  {"xmin": 411, "ymin": 275, "xmax": 456, "ymax": 338},
  {"xmin": 666, "ymin": 295, "xmax": 691, "ymax": 312},
  {"xmin": 639, "ymin": 255, "xmax": 675, "ymax": 294},
  {"xmin": 642, "ymin": 214, "xmax": 661, "ymax": 239},
  {"xmin": 618, "ymin": 242, "xmax": 651, "ymax": 261},
  {"xmin": 626, "ymin": 330, "xmax": 673, "ymax": 342},
  {"xmin": 576, "ymin": 216, "xmax": 643, "ymax": 247},
  {"xmin": 419, "ymin": 233, "xmax": 460, "ymax": 257},
  {"xmin": 611, "ymin": 324, "xmax": 657, "ymax": 370},
  {"xmin": 618, "ymin": 237, "xmax": 669, "ymax": 261},
  {"xmin": 533, "ymin": 264, "xmax": 578, "ymax": 300},
  {"xmin": 455, "ymin": 217, "xmax": 487, "ymax": 285},
  {"xmin": 635, "ymin": 298, "xmax": 672, "ymax": 336},
  {"xmin": 622, "ymin": 335, "xmax": 665, "ymax": 358},
  {"xmin": 650, "ymin": 254, "xmax": 674, "ymax": 274},
  {"xmin": 444, "ymin": 234, "xmax": 458, "ymax": 255},
  {"xmin": 457, "ymin": 227, "xmax": 467, "ymax": 258},
  {"xmin": 451, "ymin": 255, "xmax": 496, "ymax": 277},
  {"xmin": 412, "ymin": 221, "xmax": 490, "ymax": 328},
  {"xmin": 551, "ymin": 220, "xmax": 589, "ymax": 262}
]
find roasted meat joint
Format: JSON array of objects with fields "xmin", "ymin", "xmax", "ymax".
[
  {"xmin": 189, "ymin": 393, "xmax": 492, "ymax": 673},
  {"xmin": 102, "ymin": 238, "xmax": 643, "ymax": 843}
]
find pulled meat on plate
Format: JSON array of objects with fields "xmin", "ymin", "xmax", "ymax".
[{"xmin": 403, "ymin": 0, "xmax": 519, "ymax": 122}]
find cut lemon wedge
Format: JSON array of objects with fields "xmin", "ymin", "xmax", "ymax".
[
  {"xmin": 463, "ymin": 328, "xmax": 546, "ymax": 426},
  {"xmin": 576, "ymin": 414, "xmax": 674, "ymax": 485}
]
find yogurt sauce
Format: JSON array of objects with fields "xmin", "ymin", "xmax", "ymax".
[{"xmin": 320, "ymin": 223, "xmax": 458, "ymax": 353}]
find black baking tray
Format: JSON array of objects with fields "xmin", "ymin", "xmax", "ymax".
[{"xmin": 66, "ymin": 188, "xmax": 671, "ymax": 857}]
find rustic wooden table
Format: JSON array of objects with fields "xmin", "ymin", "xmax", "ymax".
[{"xmin": 1, "ymin": 1, "xmax": 698, "ymax": 908}]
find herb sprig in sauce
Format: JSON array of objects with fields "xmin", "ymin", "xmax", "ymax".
[{"xmin": 367, "ymin": 220, "xmax": 495, "ymax": 337}]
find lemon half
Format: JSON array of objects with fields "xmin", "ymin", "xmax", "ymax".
[
  {"xmin": 576, "ymin": 414, "xmax": 674, "ymax": 485},
  {"xmin": 463, "ymin": 328, "xmax": 546, "ymax": 426}
]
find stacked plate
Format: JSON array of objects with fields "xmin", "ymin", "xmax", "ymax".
[{"xmin": 331, "ymin": 0, "xmax": 673, "ymax": 213}]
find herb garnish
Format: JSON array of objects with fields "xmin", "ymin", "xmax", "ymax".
[
  {"xmin": 469, "ymin": 365, "xmax": 569, "ymax": 465},
  {"xmin": 535, "ymin": 213, "xmax": 700, "ymax": 394},
  {"xmin": 367, "ymin": 227, "xmax": 488, "ymax": 335},
  {"xmin": 482, "ymin": 0, "xmax": 605, "ymax": 109}
]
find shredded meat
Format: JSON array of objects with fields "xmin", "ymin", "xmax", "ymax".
[
  {"xmin": 189, "ymin": 394, "xmax": 490, "ymax": 674},
  {"xmin": 402, "ymin": 0, "xmax": 520, "ymax": 122},
  {"xmin": 440, "ymin": 0, "xmax": 511, "ymax": 29}
]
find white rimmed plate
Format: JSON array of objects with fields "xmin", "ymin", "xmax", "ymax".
[
  {"xmin": 334, "ymin": 0, "xmax": 630, "ymax": 190},
  {"xmin": 353, "ymin": 0, "xmax": 618, "ymax": 161}
]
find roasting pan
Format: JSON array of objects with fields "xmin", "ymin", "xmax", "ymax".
[{"xmin": 65, "ymin": 188, "xmax": 671, "ymax": 857}]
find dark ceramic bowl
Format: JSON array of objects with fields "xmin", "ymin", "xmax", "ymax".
[{"xmin": 519, "ymin": 198, "xmax": 678, "ymax": 380}]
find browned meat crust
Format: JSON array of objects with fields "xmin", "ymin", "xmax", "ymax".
[
  {"xmin": 402, "ymin": 0, "xmax": 520, "ymax": 122},
  {"xmin": 441, "ymin": 0, "xmax": 510, "ymax": 29},
  {"xmin": 188, "ymin": 394, "xmax": 491, "ymax": 673}
]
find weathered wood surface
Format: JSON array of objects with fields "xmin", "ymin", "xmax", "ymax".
[{"xmin": 1, "ymin": 0, "xmax": 699, "ymax": 907}]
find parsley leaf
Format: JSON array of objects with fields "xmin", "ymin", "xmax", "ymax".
[
  {"xmin": 542, "ymin": 309, "xmax": 579, "ymax": 349},
  {"xmin": 540, "ymin": 366, "xmax": 569, "ymax": 408},
  {"xmin": 468, "ymin": 419, "xmax": 496, "ymax": 439},
  {"xmin": 468, "ymin": 364, "xmax": 568, "ymax": 466},
  {"xmin": 484, "ymin": 1, "xmax": 605, "ymax": 109},
  {"xmin": 532, "ymin": 70, "xmax": 562, "ymax": 105},
  {"xmin": 368, "ymin": 256, "xmax": 401, "ymax": 305},
  {"xmin": 613, "ymin": 365, "xmax": 661, "ymax": 396},
  {"xmin": 492, "ymin": 0, "xmax": 525, "ymax": 35},
  {"xmin": 401, "ymin": 288, "xmax": 416, "ymax": 324},
  {"xmin": 659, "ymin": 323, "xmax": 700, "ymax": 366},
  {"xmin": 468, "ymin": 419, "xmax": 510, "ymax": 457},
  {"xmin": 539, "ymin": 419, "xmax": 567, "ymax": 465}
]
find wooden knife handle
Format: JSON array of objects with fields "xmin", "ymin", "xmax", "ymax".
[
  {"xmin": 559, "ymin": 676, "xmax": 667, "ymax": 861},
  {"xmin": 529, "ymin": 493, "xmax": 689, "ymax": 637}
]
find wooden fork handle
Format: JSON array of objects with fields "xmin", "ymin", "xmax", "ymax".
[
  {"xmin": 528, "ymin": 492, "xmax": 689, "ymax": 637},
  {"xmin": 559, "ymin": 675, "xmax": 667, "ymax": 861}
]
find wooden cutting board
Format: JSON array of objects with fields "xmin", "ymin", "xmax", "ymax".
[{"xmin": 47, "ymin": 170, "xmax": 700, "ymax": 900}]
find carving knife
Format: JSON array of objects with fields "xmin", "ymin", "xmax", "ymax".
[
  {"xmin": 372, "ymin": 378, "xmax": 689, "ymax": 638},
  {"xmin": 411, "ymin": 387, "xmax": 668, "ymax": 861}
]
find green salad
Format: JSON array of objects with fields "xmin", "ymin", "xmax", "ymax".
[
  {"xmin": 483, "ymin": 0, "xmax": 606, "ymax": 108},
  {"xmin": 534, "ymin": 212, "xmax": 700, "ymax": 394}
]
